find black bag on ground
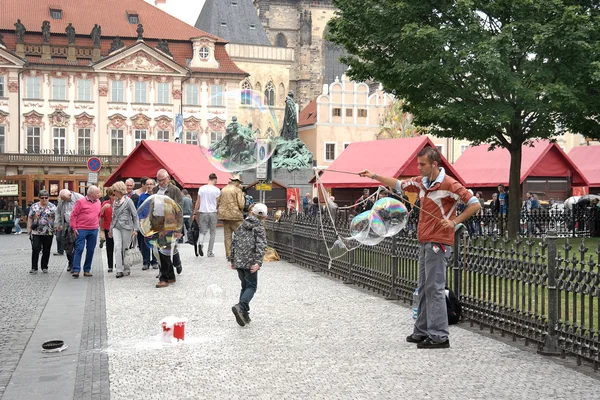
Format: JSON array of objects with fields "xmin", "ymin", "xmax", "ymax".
[{"xmin": 445, "ymin": 287, "xmax": 462, "ymax": 325}]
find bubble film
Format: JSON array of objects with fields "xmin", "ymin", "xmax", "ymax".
[
  {"xmin": 138, "ymin": 195, "xmax": 183, "ymax": 256},
  {"xmin": 349, "ymin": 211, "xmax": 385, "ymax": 245},
  {"xmin": 370, "ymin": 198, "xmax": 409, "ymax": 237},
  {"xmin": 202, "ymin": 90, "xmax": 279, "ymax": 173}
]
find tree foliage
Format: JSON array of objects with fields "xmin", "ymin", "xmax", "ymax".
[
  {"xmin": 378, "ymin": 99, "xmax": 429, "ymax": 139},
  {"xmin": 329, "ymin": 0, "xmax": 600, "ymax": 236}
]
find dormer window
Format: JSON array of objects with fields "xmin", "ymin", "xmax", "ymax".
[
  {"xmin": 199, "ymin": 47, "xmax": 209, "ymax": 60},
  {"xmin": 127, "ymin": 11, "xmax": 139, "ymax": 24},
  {"xmin": 50, "ymin": 8, "xmax": 62, "ymax": 20}
]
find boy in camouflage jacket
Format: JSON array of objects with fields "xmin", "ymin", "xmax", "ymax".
[{"xmin": 230, "ymin": 203, "xmax": 268, "ymax": 326}]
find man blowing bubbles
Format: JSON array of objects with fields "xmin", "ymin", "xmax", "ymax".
[{"xmin": 359, "ymin": 147, "xmax": 480, "ymax": 349}]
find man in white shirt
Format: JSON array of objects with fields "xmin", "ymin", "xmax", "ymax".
[{"xmin": 194, "ymin": 173, "xmax": 221, "ymax": 257}]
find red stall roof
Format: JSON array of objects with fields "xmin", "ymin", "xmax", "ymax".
[
  {"xmin": 569, "ymin": 146, "xmax": 600, "ymax": 188},
  {"xmin": 317, "ymin": 137, "xmax": 465, "ymax": 188},
  {"xmin": 453, "ymin": 140, "xmax": 589, "ymax": 188},
  {"xmin": 105, "ymin": 140, "xmax": 234, "ymax": 188}
]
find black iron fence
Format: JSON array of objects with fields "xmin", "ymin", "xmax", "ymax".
[{"xmin": 267, "ymin": 212, "xmax": 600, "ymax": 369}]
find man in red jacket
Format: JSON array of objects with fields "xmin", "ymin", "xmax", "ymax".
[{"xmin": 359, "ymin": 147, "xmax": 480, "ymax": 349}]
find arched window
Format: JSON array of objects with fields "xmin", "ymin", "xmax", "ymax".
[
  {"xmin": 255, "ymin": 82, "xmax": 262, "ymax": 94},
  {"xmin": 264, "ymin": 81, "xmax": 275, "ymax": 107},
  {"xmin": 241, "ymin": 79, "xmax": 252, "ymax": 105},
  {"xmin": 322, "ymin": 22, "xmax": 348, "ymax": 86},
  {"xmin": 275, "ymin": 33, "xmax": 287, "ymax": 48}
]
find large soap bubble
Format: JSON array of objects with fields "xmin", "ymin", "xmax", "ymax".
[
  {"xmin": 202, "ymin": 89, "xmax": 278, "ymax": 173},
  {"xmin": 349, "ymin": 211, "xmax": 386, "ymax": 246},
  {"xmin": 138, "ymin": 195, "xmax": 183, "ymax": 256},
  {"xmin": 370, "ymin": 198, "xmax": 409, "ymax": 237}
]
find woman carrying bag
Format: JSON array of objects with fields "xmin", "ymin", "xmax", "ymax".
[{"xmin": 109, "ymin": 182, "xmax": 139, "ymax": 278}]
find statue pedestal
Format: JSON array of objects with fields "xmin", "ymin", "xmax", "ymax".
[
  {"xmin": 41, "ymin": 44, "xmax": 51, "ymax": 60},
  {"xmin": 67, "ymin": 45, "xmax": 77, "ymax": 62},
  {"xmin": 15, "ymin": 43, "xmax": 25, "ymax": 58},
  {"xmin": 92, "ymin": 48, "xmax": 101, "ymax": 62}
]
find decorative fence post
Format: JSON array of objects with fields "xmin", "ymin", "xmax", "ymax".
[
  {"xmin": 290, "ymin": 214, "xmax": 296, "ymax": 263},
  {"xmin": 386, "ymin": 234, "xmax": 400, "ymax": 300},
  {"xmin": 452, "ymin": 224, "xmax": 466, "ymax": 298},
  {"xmin": 314, "ymin": 215, "xmax": 321, "ymax": 271},
  {"xmin": 539, "ymin": 229, "xmax": 560, "ymax": 356}
]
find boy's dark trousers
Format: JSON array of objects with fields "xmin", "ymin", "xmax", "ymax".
[{"xmin": 237, "ymin": 268, "xmax": 258, "ymax": 315}]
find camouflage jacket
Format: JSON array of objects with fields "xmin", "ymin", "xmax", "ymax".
[{"xmin": 231, "ymin": 215, "xmax": 267, "ymax": 269}]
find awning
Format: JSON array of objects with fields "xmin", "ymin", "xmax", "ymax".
[
  {"xmin": 568, "ymin": 146, "xmax": 600, "ymax": 188},
  {"xmin": 316, "ymin": 136, "xmax": 465, "ymax": 188},
  {"xmin": 453, "ymin": 140, "xmax": 589, "ymax": 187},
  {"xmin": 104, "ymin": 140, "xmax": 234, "ymax": 188}
]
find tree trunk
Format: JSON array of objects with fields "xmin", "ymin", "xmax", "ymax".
[{"xmin": 507, "ymin": 142, "xmax": 522, "ymax": 238}]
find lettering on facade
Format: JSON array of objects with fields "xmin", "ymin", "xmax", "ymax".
[{"xmin": 24, "ymin": 148, "xmax": 96, "ymax": 155}]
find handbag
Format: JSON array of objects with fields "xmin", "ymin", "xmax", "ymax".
[{"xmin": 124, "ymin": 236, "xmax": 143, "ymax": 268}]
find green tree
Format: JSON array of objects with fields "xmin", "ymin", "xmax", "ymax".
[
  {"xmin": 378, "ymin": 99, "xmax": 429, "ymax": 139},
  {"xmin": 329, "ymin": 0, "xmax": 600, "ymax": 237}
]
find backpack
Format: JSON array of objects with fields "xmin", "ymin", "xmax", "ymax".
[
  {"xmin": 243, "ymin": 195, "xmax": 254, "ymax": 213},
  {"xmin": 445, "ymin": 287, "xmax": 462, "ymax": 325}
]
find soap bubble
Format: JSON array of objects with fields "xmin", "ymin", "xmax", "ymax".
[
  {"xmin": 138, "ymin": 195, "xmax": 183, "ymax": 256},
  {"xmin": 204, "ymin": 284, "xmax": 226, "ymax": 305},
  {"xmin": 370, "ymin": 198, "xmax": 409, "ymax": 237},
  {"xmin": 350, "ymin": 211, "xmax": 385, "ymax": 245},
  {"xmin": 202, "ymin": 89, "xmax": 279, "ymax": 173},
  {"xmin": 327, "ymin": 237, "xmax": 362, "ymax": 260}
]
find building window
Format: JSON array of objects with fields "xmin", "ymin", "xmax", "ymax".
[
  {"xmin": 344, "ymin": 142, "xmax": 351, "ymax": 149},
  {"xmin": 264, "ymin": 82, "xmax": 275, "ymax": 107},
  {"xmin": 157, "ymin": 82, "xmax": 170, "ymax": 104},
  {"xmin": 53, "ymin": 127, "xmax": 66, "ymax": 154},
  {"xmin": 0, "ymin": 125, "xmax": 5, "ymax": 153},
  {"xmin": 50, "ymin": 9, "xmax": 62, "ymax": 19},
  {"xmin": 78, "ymin": 128, "xmax": 91, "ymax": 154},
  {"xmin": 111, "ymin": 80, "xmax": 124, "ymax": 102},
  {"xmin": 156, "ymin": 130, "xmax": 169, "ymax": 142},
  {"xmin": 210, "ymin": 131, "xmax": 223, "ymax": 144},
  {"xmin": 26, "ymin": 77, "xmax": 41, "ymax": 99},
  {"xmin": 241, "ymin": 80, "xmax": 252, "ymax": 105},
  {"xmin": 134, "ymin": 82, "xmax": 147, "ymax": 103},
  {"xmin": 199, "ymin": 47, "xmax": 209, "ymax": 59},
  {"xmin": 210, "ymin": 85, "xmax": 223, "ymax": 106},
  {"xmin": 436, "ymin": 144, "xmax": 444, "ymax": 156},
  {"xmin": 127, "ymin": 13, "xmax": 139, "ymax": 24},
  {"xmin": 27, "ymin": 127, "xmax": 41, "ymax": 152},
  {"xmin": 186, "ymin": 131, "xmax": 198, "ymax": 145},
  {"xmin": 333, "ymin": 108, "xmax": 341, "ymax": 117},
  {"xmin": 346, "ymin": 108, "xmax": 353, "ymax": 117},
  {"xmin": 0, "ymin": 76, "xmax": 4, "ymax": 97},
  {"xmin": 134, "ymin": 129, "xmax": 146, "ymax": 146},
  {"xmin": 275, "ymin": 33, "xmax": 287, "ymax": 48},
  {"xmin": 460, "ymin": 144, "xmax": 469, "ymax": 155},
  {"xmin": 325, "ymin": 143, "xmax": 336, "ymax": 161},
  {"xmin": 358, "ymin": 109, "xmax": 367, "ymax": 118},
  {"xmin": 78, "ymin": 79, "xmax": 91, "ymax": 101},
  {"xmin": 111, "ymin": 129, "xmax": 124, "ymax": 155},
  {"xmin": 186, "ymin": 84, "xmax": 198, "ymax": 105},
  {"xmin": 53, "ymin": 78, "xmax": 67, "ymax": 100}
]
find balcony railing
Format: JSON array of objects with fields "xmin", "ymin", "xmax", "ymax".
[{"xmin": 0, "ymin": 153, "xmax": 127, "ymax": 166}]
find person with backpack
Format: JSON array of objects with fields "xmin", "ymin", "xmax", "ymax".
[{"xmin": 230, "ymin": 203, "xmax": 268, "ymax": 326}]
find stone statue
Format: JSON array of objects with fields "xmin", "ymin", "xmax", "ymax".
[
  {"xmin": 65, "ymin": 23, "xmax": 76, "ymax": 44},
  {"xmin": 299, "ymin": 11, "xmax": 312, "ymax": 46},
  {"xmin": 280, "ymin": 91, "xmax": 298, "ymax": 140},
  {"xmin": 109, "ymin": 36, "xmax": 124, "ymax": 53},
  {"xmin": 0, "ymin": 33, "xmax": 5, "ymax": 48},
  {"xmin": 90, "ymin": 24, "xmax": 101, "ymax": 48},
  {"xmin": 210, "ymin": 117, "xmax": 261, "ymax": 169},
  {"xmin": 14, "ymin": 19, "xmax": 26, "ymax": 43},
  {"xmin": 42, "ymin": 21, "xmax": 51, "ymax": 44},
  {"xmin": 156, "ymin": 39, "xmax": 172, "ymax": 57},
  {"xmin": 136, "ymin": 24, "xmax": 144, "ymax": 40}
]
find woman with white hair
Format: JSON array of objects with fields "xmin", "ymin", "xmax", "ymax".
[
  {"xmin": 27, "ymin": 190, "xmax": 57, "ymax": 273},
  {"xmin": 109, "ymin": 181, "xmax": 139, "ymax": 278}
]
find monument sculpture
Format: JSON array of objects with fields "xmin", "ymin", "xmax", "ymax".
[
  {"xmin": 109, "ymin": 37, "xmax": 124, "ymax": 53},
  {"xmin": 42, "ymin": 21, "xmax": 51, "ymax": 44},
  {"xmin": 14, "ymin": 19, "xmax": 26, "ymax": 43},
  {"xmin": 137, "ymin": 24, "xmax": 144, "ymax": 40},
  {"xmin": 90, "ymin": 24, "xmax": 101, "ymax": 48},
  {"xmin": 273, "ymin": 91, "xmax": 313, "ymax": 170},
  {"xmin": 156, "ymin": 39, "xmax": 172, "ymax": 57},
  {"xmin": 65, "ymin": 23, "xmax": 76, "ymax": 44}
]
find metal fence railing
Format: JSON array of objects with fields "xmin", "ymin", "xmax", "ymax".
[{"xmin": 266, "ymin": 212, "xmax": 600, "ymax": 369}]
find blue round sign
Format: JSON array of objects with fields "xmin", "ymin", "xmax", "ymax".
[{"xmin": 87, "ymin": 157, "xmax": 101, "ymax": 172}]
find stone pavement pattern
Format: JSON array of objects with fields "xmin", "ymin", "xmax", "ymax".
[{"xmin": 103, "ymin": 230, "xmax": 600, "ymax": 400}]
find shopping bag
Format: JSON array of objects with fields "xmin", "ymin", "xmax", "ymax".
[{"xmin": 124, "ymin": 236, "xmax": 143, "ymax": 268}]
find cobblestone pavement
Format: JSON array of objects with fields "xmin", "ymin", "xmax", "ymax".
[
  {"xmin": 0, "ymin": 234, "xmax": 63, "ymax": 398},
  {"xmin": 104, "ymin": 231, "xmax": 600, "ymax": 400}
]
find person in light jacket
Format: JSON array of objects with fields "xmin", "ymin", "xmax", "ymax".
[{"xmin": 109, "ymin": 181, "xmax": 139, "ymax": 278}]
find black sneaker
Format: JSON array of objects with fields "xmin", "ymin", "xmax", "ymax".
[
  {"xmin": 243, "ymin": 313, "xmax": 251, "ymax": 324},
  {"xmin": 175, "ymin": 264, "xmax": 182, "ymax": 275},
  {"xmin": 29, "ymin": 269, "xmax": 37, "ymax": 274},
  {"xmin": 67, "ymin": 266, "xmax": 72, "ymax": 272},
  {"xmin": 231, "ymin": 304, "xmax": 246, "ymax": 327},
  {"xmin": 198, "ymin": 244, "xmax": 204, "ymax": 257},
  {"xmin": 406, "ymin": 335, "xmax": 427, "ymax": 344},
  {"xmin": 107, "ymin": 268, "xmax": 113, "ymax": 273},
  {"xmin": 417, "ymin": 338, "xmax": 450, "ymax": 349}
]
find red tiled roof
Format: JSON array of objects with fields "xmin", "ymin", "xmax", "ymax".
[
  {"xmin": 568, "ymin": 146, "xmax": 600, "ymax": 187},
  {"xmin": 189, "ymin": 45, "xmax": 247, "ymax": 76},
  {"xmin": 298, "ymin": 97, "xmax": 318, "ymax": 127},
  {"xmin": 0, "ymin": 0, "xmax": 222, "ymax": 42},
  {"xmin": 317, "ymin": 137, "xmax": 465, "ymax": 188},
  {"xmin": 453, "ymin": 140, "xmax": 589, "ymax": 187},
  {"xmin": 105, "ymin": 141, "xmax": 235, "ymax": 189}
]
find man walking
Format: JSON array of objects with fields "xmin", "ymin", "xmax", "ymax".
[
  {"xmin": 194, "ymin": 173, "xmax": 220, "ymax": 257},
  {"xmin": 359, "ymin": 147, "xmax": 480, "ymax": 349},
  {"xmin": 70, "ymin": 186, "xmax": 102, "ymax": 278},
  {"xmin": 13, "ymin": 200, "xmax": 23, "ymax": 234},
  {"xmin": 55, "ymin": 189, "xmax": 84, "ymax": 272},
  {"xmin": 495, "ymin": 184, "xmax": 509, "ymax": 235},
  {"xmin": 153, "ymin": 169, "xmax": 184, "ymax": 288},
  {"xmin": 217, "ymin": 174, "xmax": 245, "ymax": 261}
]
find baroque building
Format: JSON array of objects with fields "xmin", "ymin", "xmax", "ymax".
[{"xmin": 0, "ymin": 0, "xmax": 247, "ymax": 206}]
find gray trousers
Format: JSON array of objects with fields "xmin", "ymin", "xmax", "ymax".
[
  {"xmin": 198, "ymin": 212, "xmax": 217, "ymax": 254},
  {"xmin": 412, "ymin": 242, "xmax": 452, "ymax": 343},
  {"xmin": 113, "ymin": 228, "xmax": 133, "ymax": 273}
]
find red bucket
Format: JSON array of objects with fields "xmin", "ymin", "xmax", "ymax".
[{"xmin": 173, "ymin": 321, "xmax": 185, "ymax": 341}]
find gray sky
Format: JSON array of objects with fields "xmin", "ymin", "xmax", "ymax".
[{"xmin": 145, "ymin": 0, "xmax": 206, "ymax": 27}]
